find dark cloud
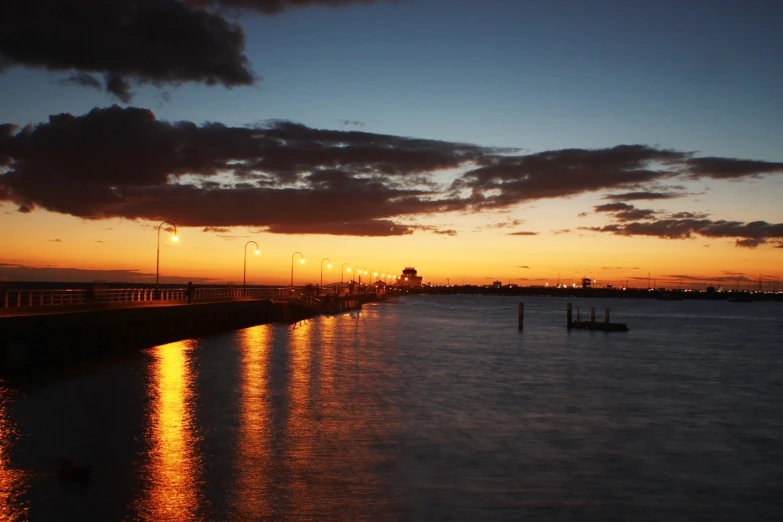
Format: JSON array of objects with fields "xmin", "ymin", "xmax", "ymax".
[
  {"xmin": 264, "ymin": 220, "xmax": 414, "ymax": 236},
  {"xmin": 518, "ymin": 265, "xmax": 530, "ymax": 269},
  {"xmin": 594, "ymin": 203, "xmax": 634, "ymax": 213},
  {"xmin": 603, "ymin": 190, "xmax": 684, "ymax": 201},
  {"xmin": 581, "ymin": 218, "xmax": 783, "ymax": 244},
  {"xmin": 615, "ymin": 208, "xmax": 657, "ymax": 221},
  {"xmin": 105, "ymin": 73, "xmax": 133, "ymax": 103},
  {"xmin": 552, "ymin": 229, "xmax": 571, "ymax": 234},
  {"xmin": 49, "ymin": 238, "xmax": 62, "ymax": 242},
  {"xmin": 686, "ymin": 157, "xmax": 783, "ymax": 180},
  {"xmin": 1, "ymin": 0, "xmax": 392, "ymax": 101},
  {"xmin": 190, "ymin": 0, "xmax": 389, "ymax": 15},
  {"xmin": 203, "ymin": 226, "xmax": 231, "ymax": 233},
  {"xmin": 0, "ymin": 0, "xmax": 255, "ymax": 100},
  {"xmin": 577, "ymin": 212, "xmax": 589, "ymax": 218},
  {"xmin": 507, "ymin": 231, "xmax": 538, "ymax": 236},
  {"xmin": 456, "ymin": 145, "xmax": 684, "ymax": 208},
  {"xmin": 58, "ymin": 73, "xmax": 102, "ymax": 90},
  {"xmin": 668, "ymin": 211, "xmax": 707, "ymax": 219},
  {"xmin": 735, "ymin": 238, "xmax": 767, "ymax": 249},
  {"xmin": 2, "ymin": 106, "xmax": 783, "ymax": 237},
  {"xmin": 593, "ymin": 202, "xmax": 657, "ymax": 222},
  {"xmin": 95, "ymin": 240, "xmax": 104, "ymax": 243}
]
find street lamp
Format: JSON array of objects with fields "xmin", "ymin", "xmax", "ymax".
[
  {"xmin": 353, "ymin": 266, "xmax": 363, "ymax": 285},
  {"xmin": 320, "ymin": 258, "xmax": 332, "ymax": 287},
  {"xmin": 291, "ymin": 252, "xmax": 305, "ymax": 287},
  {"xmin": 156, "ymin": 220, "xmax": 178, "ymax": 288},
  {"xmin": 341, "ymin": 263, "xmax": 351, "ymax": 285},
  {"xmin": 244, "ymin": 240, "xmax": 260, "ymax": 294}
]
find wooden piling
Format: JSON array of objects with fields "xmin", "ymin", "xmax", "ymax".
[
  {"xmin": 517, "ymin": 302, "xmax": 524, "ymax": 330},
  {"xmin": 591, "ymin": 307, "xmax": 595, "ymax": 323},
  {"xmin": 576, "ymin": 307, "xmax": 580, "ymax": 322},
  {"xmin": 567, "ymin": 303, "xmax": 572, "ymax": 328},
  {"xmin": 605, "ymin": 307, "xmax": 610, "ymax": 323}
]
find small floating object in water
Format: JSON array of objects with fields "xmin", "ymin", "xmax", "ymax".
[{"xmin": 58, "ymin": 459, "xmax": 91, "ymax": 484}]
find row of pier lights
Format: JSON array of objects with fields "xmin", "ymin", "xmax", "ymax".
[{"xmin": 155, "ymin": 221, "xmax": 404, "ymax": 291}]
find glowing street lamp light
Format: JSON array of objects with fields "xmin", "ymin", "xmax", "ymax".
[
  {"xmin": 353, "ymin": 266, "xmax": 363, "ymax": 285},
  {"xmin": 341, "ymin": 263, "xmax": 351, "ymax": 285},
  {"xmin": 244, "ymin": 240, "xmax": 260, "ymax": 294},
  {"xmin": 156, "ymin": 220, "xmax": 178, "ymax": 288},
  {"xmin": 291, "ymin": 252, "xmax": 305, "ymax": 287},
  {"xmin": 320, "ymin": 258, "xmax": 332, "ymax": 287}
]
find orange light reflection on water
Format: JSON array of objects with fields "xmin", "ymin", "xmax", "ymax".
[
  {"xmin": 135, "ymin": 340, "xmax": 203, "ymax": 522},
  {"xmin": 0, "ymin": 384, "xmax": 26, "ymax": 521},
  {"xmin": 233, "ymin": 325, "xmax": 273, "ymax": 520}
]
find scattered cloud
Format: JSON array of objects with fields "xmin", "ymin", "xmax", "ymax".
[
  {"xmin": 49, "ymin": 238, "xmax": 62, "ymax": 242},
  {"xmin": 507, "ymin": 231, "xmax": 538, "ymax": 236},
  {"xmin": 58, "ymin": 73, "xmax": 102, "ymax": 91},
  {"xmin": 593, "ymin": 203, "xmax": 657, "ymax": 222},
  {"xmin": 603, "ymin": 190, "xmax": 685, "ymax": 201},
  {"xmin": 735, "ymin": 238, "xmax": 767, "ymax": 249},
  {"xmin": 340, "ymin": 120, "xmax": 366, "ymax": 128},
  {"xmin": 686, "ymin": 157, "xmax": 783, "ymax": 180},
  {"xmin": 552, "ymin": 228, "xmax": 571, "ymax": 234},
  {"xmin": 484, "ymin": 219, "xmax": 524, "ymax": 230},
  {"xmin": 95, "ymin": 240, "xmax": 104, "ymax": 243},
  {"xmin": 203, "ymin": 226, "xmax": 231, "ymax": 233},
  {"xmin": 518, "ymin": 265, "xmax": 530, "ymax": 269},
  {"xmin": 580, "ymin": 218, "xmax": 783, "ymax": 245}
]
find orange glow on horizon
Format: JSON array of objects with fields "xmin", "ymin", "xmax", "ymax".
[{"xmin": 0, "ymin": 205, "xmax": 781, "ymax": 287}]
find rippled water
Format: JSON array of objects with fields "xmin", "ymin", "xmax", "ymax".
[{"xmin": 1, "ymin": 295, "xmax": 783, "ymax": 521}]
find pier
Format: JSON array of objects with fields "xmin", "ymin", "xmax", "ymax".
[
  {"xmin": 0, "ymin": 283, "xmax": 381, "ymax": 377},
  {"xmin": 566, "ymin": 303, "xmax": 629, "ymax": 332}
]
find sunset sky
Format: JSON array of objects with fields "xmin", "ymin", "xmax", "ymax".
[{"xmin": 1, "ymin": 0, "xmax": 782, "ymax": 289}]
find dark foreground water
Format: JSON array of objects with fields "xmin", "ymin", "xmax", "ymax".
[{"xmin": 1, "ymin": 296, "xmax": 782, "ymax": 521}]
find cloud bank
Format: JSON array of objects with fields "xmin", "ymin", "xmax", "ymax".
[{"xmin": 2, "ymin": 106, "xmax": 783, "ymax": 240}]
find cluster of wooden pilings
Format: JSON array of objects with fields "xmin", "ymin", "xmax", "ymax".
[
  {"xmin": 516, "ymin": 302, "xmax": 629, "ymax": 332},
  {"xmin": 566, "ymin": 302, "xmax": 629, "ymax": 331}
]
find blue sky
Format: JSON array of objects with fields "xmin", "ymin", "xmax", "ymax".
[
  {"xmin": 1, "ymin": 0, "xmax": 782, "ymax": 285},
  {"xmin": 2, "ymin": 0, "xmax": 781, "ymax": 159}
]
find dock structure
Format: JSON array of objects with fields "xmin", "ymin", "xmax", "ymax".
[{"xmin": 567, "ymin": 303, "xmax": 628, "ymax": 332}]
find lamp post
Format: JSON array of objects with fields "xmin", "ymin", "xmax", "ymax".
[
  {"xmin": 244, "ymin": 241, "xmax": 260, "ymax": 295},
  {"xmin": 341, "ymin": 263, "xmax": 351, "ymax": 285},
  {"xmin": 320, "ymin": 258, "xmax": 332, "ymax": 287},
  {"xmin": 291, "ymin": 252, "xmax": 305, "ymax": 287},
  {"xmin": 156, "ymin": 220, "xmax": 178, "ymax": 289},
  {"xmin": 353, "ymin": 266, "xmax": 363, "ymax": 285}
]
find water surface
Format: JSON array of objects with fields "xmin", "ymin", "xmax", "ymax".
[{"xmin": 2, "ymin": 296, "xmax": 782, "ymax": 520}]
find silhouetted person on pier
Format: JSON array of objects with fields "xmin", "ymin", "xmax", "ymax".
[{"xmin": 186, "ymin": 281, "xmax": 194, "ymax": 304}]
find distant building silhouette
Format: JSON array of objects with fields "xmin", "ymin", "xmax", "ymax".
[{"xmin": 399, "ymin": 267, "xmax": 423, "ymax": 288}]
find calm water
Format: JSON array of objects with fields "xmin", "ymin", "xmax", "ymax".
[{"xmin": 1, "ymin": 296, "xmax": 782, "ymax": 521}]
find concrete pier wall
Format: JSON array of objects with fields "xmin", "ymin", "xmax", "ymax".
[{"xmin": 0, "ymin": 299, "xmax": 316, "ymax": 377}]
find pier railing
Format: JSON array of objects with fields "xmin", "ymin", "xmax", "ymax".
[{"xmin": 0, "ymin": 285, "xmax": 331, "ymax": 310}]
